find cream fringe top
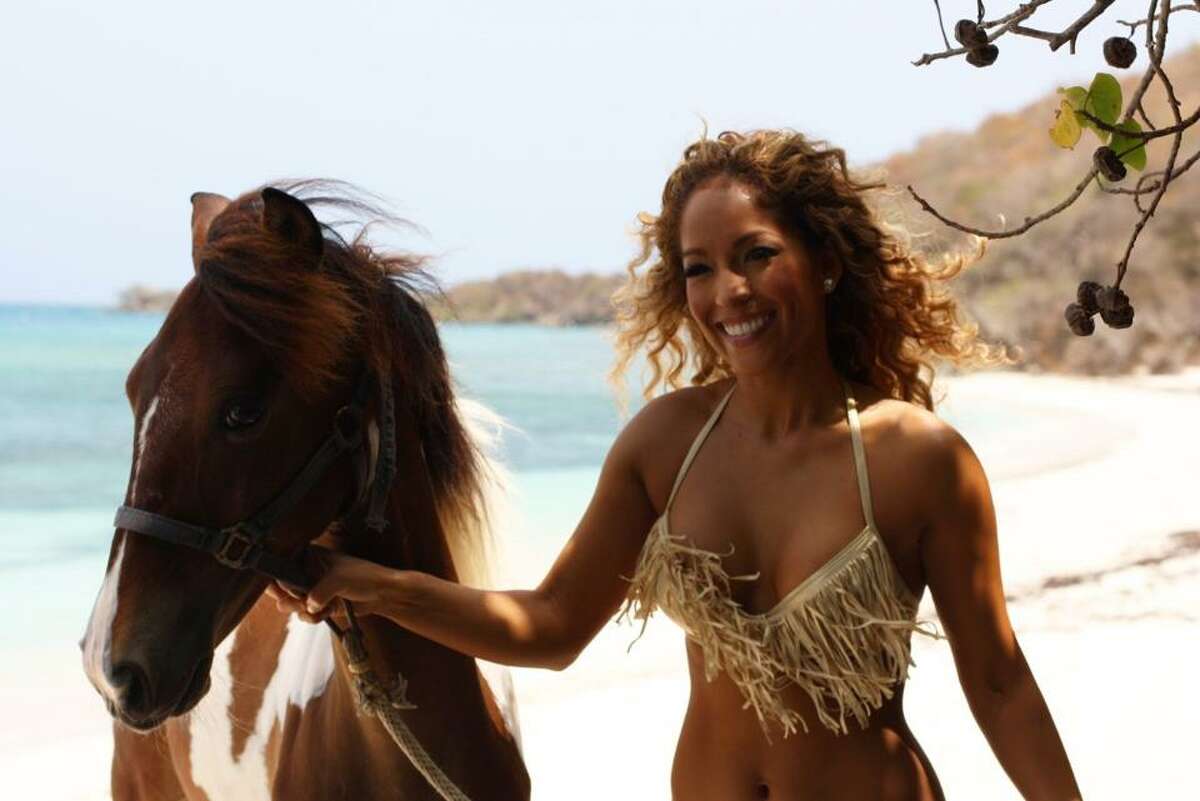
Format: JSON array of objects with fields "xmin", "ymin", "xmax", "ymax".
[{"xmin": 620, "ymin": 381, "xmax": 941, "ymax": 739}]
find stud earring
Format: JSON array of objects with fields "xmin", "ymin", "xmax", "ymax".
[{"xmin": 823, "ymin": 277, "xmax": 836, "ymax": 293}]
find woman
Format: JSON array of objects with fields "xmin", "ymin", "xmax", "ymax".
[{"xmin": 270, "ymin": 130, "xmax": 1082, "ymax": 800}]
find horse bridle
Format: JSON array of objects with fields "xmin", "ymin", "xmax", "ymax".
[{"xmin": 112, "ymin": 369, "xmax": 397, "ymax": 591}]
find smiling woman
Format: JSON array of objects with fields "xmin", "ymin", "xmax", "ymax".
[
  {"xmin": 611, "ymin": 129, "xmax": 1005, "ymax": 407},
  {"xmin": 277, "ymin": 131, "xmax": 1084, "ymax": 801}
]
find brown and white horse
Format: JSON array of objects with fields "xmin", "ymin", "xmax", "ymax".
[{"xmin": 80, "ymin": 184, "xmax": 529, "ymax": 800}]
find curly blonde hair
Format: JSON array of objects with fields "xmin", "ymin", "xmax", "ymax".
[{"xmin": 610, "ymin": 129, "xmax": 1009, "ymax": 411}]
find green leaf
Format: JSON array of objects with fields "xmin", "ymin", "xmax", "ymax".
[
  {"xmin": 1110, "ymin": 120, "xmax": 1147, "ymax": 171},
  {"xmin": 1058, "ymin": 86, "xmax": 1088, "ymax": 110},
  {"xmin": 1049, "ymin": 99, "xmax": 1083, "ymax": 149},
  {"xmin": 1058, "ymin": 85, "xmax": 1109, "ymax": 142},
  {"xmin": 1084, "ymin": 72, "xmax": 1122, "ymax": 127}
]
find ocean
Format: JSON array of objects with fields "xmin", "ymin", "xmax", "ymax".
[{"xmin": 0, "ymin": 305, "xmax": 1040, "ymax": 651}]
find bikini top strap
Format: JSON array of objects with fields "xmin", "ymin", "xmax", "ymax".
[
  {"xmin": 665, "ymin": 384, "xmax": 737, "ymax": 510},
  {"xmin": 841, "ymin": 379, "xmax": 878, "ymax": 532}
]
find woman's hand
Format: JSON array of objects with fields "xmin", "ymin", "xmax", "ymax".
[{"xmin": 264, "ymin": 548, "xmax": 395, "ymax": 624}]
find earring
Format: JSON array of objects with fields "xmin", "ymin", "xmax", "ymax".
[{"xmin": 823, "ymin": 277, "xmax": 836, "ymax": 294}]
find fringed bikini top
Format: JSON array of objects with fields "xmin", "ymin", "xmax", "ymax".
[{"xmin": 620, "ymin": 381, "xmax": 940, "ymax": 739}]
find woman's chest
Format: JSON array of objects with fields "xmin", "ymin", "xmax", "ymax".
[{"xmin": 663, "ymin": 425, "xmax": 926, "ymax": 608}]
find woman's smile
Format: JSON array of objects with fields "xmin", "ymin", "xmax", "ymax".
[{"xmin": 717, "ymin": 310, "xmax": 776, "ymax": 347}]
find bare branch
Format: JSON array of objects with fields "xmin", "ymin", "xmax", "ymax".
[
  {"xmin": 1135, "ymin": 100, "xmax": 1157, "ymax": 129},
  {"xmin": 915, "ymin": 0, "xmax": 1115, "ymax": 65},
  {"xmin": 1046, "ymin": 0, "xmax": 1118, "ymax": 53},
  {"xmin": 1008, "ymin": 24, "xmax": 1059, "ymax": 43},
  {"xmin": 932, "ymin": 0, "xmax": 952, "ymax": 50},
  {"xmin": 906, "ymin": 169, "xmax": 1099, "ymax": 239},
  {"xmin": 1116, "ymin": 0, "xmax": 1181, "ymax": 286},
  {"xmin": 981, "ymin": 0, "xmax": 1055, "ymax": 28},
  {"xmin": 1118, "ymin": 1, "xmax": 1198, "ymax": 34}
]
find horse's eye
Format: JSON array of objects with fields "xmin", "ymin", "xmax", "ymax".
[{"xmin": 222, "ymin": 400, "xmax": 265, "ymax": 430}]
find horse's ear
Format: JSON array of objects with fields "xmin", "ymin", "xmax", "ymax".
[
  {"xmin": 261, "ymin": 187, "xmax": 324, "ymax": 266},
  {"xmin": 190, "ymin": 192, "xmax": 231, "ymax": 270}
]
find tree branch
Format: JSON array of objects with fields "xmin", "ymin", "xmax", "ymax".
[
  {"xmin": 1116, "ymin": 0, "xmax": 1181, "ymax": 286},
  {"xmin": 906, "ymin": 169, "xmax": 1099, "ymax": 239},
  {"xmin": 1118, "ymin": 1, "xmax": 1198, "ymax": 34},
  {"xmin": 1046, "ymin": 0, "xmax": 1118, "ymax": 53},
  {"xmin": 914, "ymin": 0, "xmax": 1116, "ymax": 65},
  {"xmin": 1100, "ymin": 147, "xmax": 1200, "ymax": 197}
]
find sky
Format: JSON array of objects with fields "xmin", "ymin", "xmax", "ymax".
[{"xmin": 3, "ymin": 0, "xmax": 1196, "ymax": 305}]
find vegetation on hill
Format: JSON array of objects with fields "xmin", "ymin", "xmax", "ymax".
[{"xmin": 428, "ymin": 270, "xmax": 622, "ymax": 326}]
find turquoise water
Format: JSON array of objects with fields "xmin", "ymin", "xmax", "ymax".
[{"xmin": 0, "ymin": 305, "xmax": 1034, "ymax": 648}]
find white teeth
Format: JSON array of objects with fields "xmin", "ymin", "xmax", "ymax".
[{"xmin": 721, "ymin": 314, "xmax": 770, "ymax": 337}]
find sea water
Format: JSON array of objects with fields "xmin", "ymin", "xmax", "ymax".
[{"xmin": 0, "ymin": 305, "xmax": 1056, "ymax": 652}]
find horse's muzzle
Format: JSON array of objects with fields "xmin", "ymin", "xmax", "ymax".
[{"xmin": 104, "ymin": 651, "xmax": 214, "ymax": 731}]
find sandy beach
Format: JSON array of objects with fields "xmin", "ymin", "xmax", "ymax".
[{"xmin": 3, "ymin": 370, "xmax": 1198, "ymax": 801}]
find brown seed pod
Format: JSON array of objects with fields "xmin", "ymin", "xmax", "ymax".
[
  {"xmin": 955, "ymin": 19, "xmax": 988, "ymax": 48},
  {"xmin": 1100, "ymin": 303, "xmax": 1135, "ymax": 329},
  {"xmin": 1093, "ymin": 146, "xmax": 1127, "ymax": 182},
  {"xmin": 1064, "ymin": 303, "xmax": 1096, "ymax": 336},
  {"xmin": 1096, "ymin": 285, "xmax": 1131, "ymax": 313},
  {"xmin": 1104, "ymin": 37, "xmax": 1137, "ymax": 69},
  {"xmin": 966, "ymin": 44, "xmax": 999, "ymax": 68},
  {"xmin": 1077, "ymin": 281, "xmax": 1103, "ymax": 316}
]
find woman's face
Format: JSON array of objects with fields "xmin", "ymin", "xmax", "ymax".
[{"xmin": 678, "ymin": 178, "xmax": 835, "ymax": 378}]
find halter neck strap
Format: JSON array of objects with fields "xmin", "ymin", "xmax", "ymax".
[
  {"xmin": 841, "ymin": 379, "xmax": 878, "ymax": 532},
  {"xmin": 664, "ymin": 384, "xmax": 737, "ymax": 510}
]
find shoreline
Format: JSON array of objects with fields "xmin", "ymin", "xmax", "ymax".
[{"xmin": 2, "ymin": 369, "xmax": 1197, "ymax": 800}]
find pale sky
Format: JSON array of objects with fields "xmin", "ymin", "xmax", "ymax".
[{"xmin": 2, "ymin": 0, "xmax": 1194, "ymax": 304}]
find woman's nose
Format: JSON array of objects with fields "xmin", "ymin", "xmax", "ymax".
[{"xmin": 716, "ymin": 268, "xmax": 752, "ymax": 307}]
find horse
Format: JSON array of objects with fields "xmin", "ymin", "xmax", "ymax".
[{"xmin": 80, "ymin": 183, "xmax": 530, "ymax": 801}]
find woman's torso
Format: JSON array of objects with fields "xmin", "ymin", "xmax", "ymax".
[{"xmin": 629, "ymin": 379, "xmax": 945, "ymax": 801}]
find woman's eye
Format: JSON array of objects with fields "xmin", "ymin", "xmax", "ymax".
[
  {"xmin": 746, "ymin": 246, "xmax": 777, "ymax": 263},
  {"xmin": 683, "ymin": 263, "xmax": 710, "ymax": 279},
  {"xmin": 222, "ymin": 400, "xmax": 265, "ymax": 430}
]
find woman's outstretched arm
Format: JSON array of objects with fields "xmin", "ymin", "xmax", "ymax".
[
  {"xmin": 919, "ymin": 421, "xmax": 1082, "ymax": 801},
  {"xmin": 269, "ymin": 397, "xmax": 670, "ymax": 670}
]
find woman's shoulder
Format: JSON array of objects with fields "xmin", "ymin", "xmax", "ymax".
[
  {"xmin": 623, "ymin": 380, "xmax": 732, "ymax": 443},
  {"xmin": 611, "ymin": 380, "xmax": 735, "ymax": 507},
  {"xmin": 851, "ymin": 381, "xmax": 985, "ymax": 503}
]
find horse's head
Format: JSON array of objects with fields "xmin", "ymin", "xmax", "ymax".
[{"xmin": 81, "ymin": 187, "xmax": 376, "ymax": 730}]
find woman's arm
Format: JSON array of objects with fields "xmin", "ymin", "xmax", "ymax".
[
  {"xmin": 918, "ymin": 421, "xmax": 1082, "ymax": 801},
  {"xmin": 270, "ymin": 397, "xmax": 669, "ymax": 671}
]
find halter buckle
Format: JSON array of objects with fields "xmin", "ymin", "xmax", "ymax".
[{"xmin": 214, "ymin": 524, "xmax": 263, "ymax": 570}]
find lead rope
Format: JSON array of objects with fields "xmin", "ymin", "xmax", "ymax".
[
  {"xmin": 326, "ymin": 603, "xmax": 472, "ymax": 801},
  {"xmin": 322, "ymin": 361, "xmax": 474, "ymax": 801}
]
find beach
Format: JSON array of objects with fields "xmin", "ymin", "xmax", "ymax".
[{"xmin": 2, "ymin": 363, "xmax": 1197, "ymax": 800}]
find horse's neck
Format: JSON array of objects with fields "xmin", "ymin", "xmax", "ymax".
[{"xmin": 332, "ymin": 408, "xmax": 527, "ymax": 798}]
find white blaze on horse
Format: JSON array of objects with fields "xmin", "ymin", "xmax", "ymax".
[{"xmin": 80, "ymin": 183, "xmax": 529, "ymax": 801}]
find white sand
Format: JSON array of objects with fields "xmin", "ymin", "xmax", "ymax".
[{"xmin": 4, "ymin": 370, "xmax": 1198, "ymax": 800}]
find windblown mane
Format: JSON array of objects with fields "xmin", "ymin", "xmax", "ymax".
[{"xmin": 193, "ymin": 180, "xmax": 497, "ymax": 587}]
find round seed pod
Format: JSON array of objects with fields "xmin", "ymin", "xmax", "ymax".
[
  {"xmin": 1064, "ymin": 303, "xmax": 1096, "ymax": 336},
  {"xmin": 1077, "ymin": 281, "xmax": 1103, "ymax": 316},
  {"xmin": 1096, "ymin": 285, "xmax": 1131, "ymax": 313},
  {"xmin": 1100, "ymin": 303, "xmax": 1135, "ymax": 329},
  {"xmin": 1093, "ymin": 146, "xmax": 1127, "ymax": 182},
  {"xmin": 966, "ymin": 44, "xmax": 999, "ymax": 68},
  {"xmin": 1104, "ymin": 37, "xmax": 1137, "ymax": 68},
  {"xmin": 955, "ymin": 19, "xmax": 988, "ymax": 48}
]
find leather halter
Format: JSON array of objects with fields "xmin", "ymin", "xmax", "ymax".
[{"xmin": 113, "ymin": 369, "xmax": 395, "ymax": 591}]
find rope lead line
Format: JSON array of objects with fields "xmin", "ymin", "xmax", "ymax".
[{"xmin": 336, "ymin": 599, "xmax": 474, "ymax": 801}]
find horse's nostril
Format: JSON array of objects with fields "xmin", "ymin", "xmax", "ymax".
[{"xmin": 110, "ymin": 661, "xmax": 154, "ymax": 718}]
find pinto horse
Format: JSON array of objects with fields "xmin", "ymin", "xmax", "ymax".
[{"xmin": 80, "ymin": 184, "xmax": 529, "ymax": 800}]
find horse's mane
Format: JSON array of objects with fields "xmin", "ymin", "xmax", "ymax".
[{"xmin": 194, "ymin": 180, "xmax": 497, "ymax": 587}]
